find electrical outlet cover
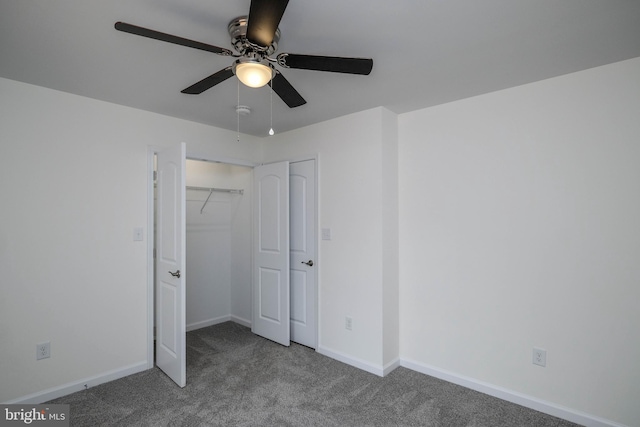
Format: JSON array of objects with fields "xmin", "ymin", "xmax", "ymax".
[
  {"xmin": 533, "ymin": 347, "xmax": 546, "ymax": 367},
  {"xmin": 37, "ymin": 342, "xmax": 50, "ymax": 360}
]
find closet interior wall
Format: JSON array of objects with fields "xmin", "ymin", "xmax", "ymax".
[{"xmin": 184, "ymin": 159, "xmax": 253, "ymax": 330}]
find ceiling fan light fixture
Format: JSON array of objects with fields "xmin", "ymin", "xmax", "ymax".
[{"xmin": 233, "ymin": 59, "xmax": 273, "ymax": 88}]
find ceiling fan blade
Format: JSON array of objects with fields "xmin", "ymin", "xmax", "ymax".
[
  {"xmin": 115, "ymin": 22, "xmax": 233, "ymax": 56},
  {"xmin": 277, "ymin": 54, "xmax": 373, "ymax": 75},
  {"xmin": 246, "ymin": 0, "xmax": 289, "ymax": 48},
  {"xmin": 181, "ymin": 67, "xmax": 234, "ymax": 94},
  {"xmin": 269, "ymin": 71, "xmax": 306, "ymax": 108}
]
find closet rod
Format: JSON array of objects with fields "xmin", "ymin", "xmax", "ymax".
[
  {"xmin": 186, "ymin": 186, "xmax": 244, "ymax": 214},
  {"xmin": 154, "ymin": 184, "xmax": 244, "ymax": 195},
  {"xmin": 186, "ymin": 185, "xmax": 244, "ymax": 195}
]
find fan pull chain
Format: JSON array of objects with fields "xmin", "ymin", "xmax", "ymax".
[
  {"xmin": 237, "ymin": 79, "xmax": 240, "ymax": 143},
  {"xmin": 269, "ymin": 73, "xmax": 274, "ymax": 136}
]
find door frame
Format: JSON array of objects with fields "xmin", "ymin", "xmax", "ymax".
[{"xmin": 145, "ymin": 147, "xmax": 319, "ymax": 369}]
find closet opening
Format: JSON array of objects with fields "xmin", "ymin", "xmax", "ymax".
[
  {"xmin": 147, "ymin": 147, "xmax": 318, "ymax": 388},
  {"xmin": 182, "ymin": 159, "xmax": 254, "ymax": 332},
  {"xmin": 152, "ymin": 158, "xmax": 253, "ymax": 345}
]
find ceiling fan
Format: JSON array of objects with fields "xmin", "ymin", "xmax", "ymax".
[{"xmin": 115, "ymin": 0, "xmax": 373, "ymax": 108}]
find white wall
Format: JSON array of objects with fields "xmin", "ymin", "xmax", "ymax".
[
  {"xmin": 0, "ymin": 77, "xmax": 261, "ymax": 403},
  {"xmin": 263, "ymin": 107, "xmax": 400, "ymax": 373},
  {"xmin": 3, "ymin": 55, "xmax": 638, "ymax": 425},
  {"xmin": 398, "ymin": 57, "xmax": 640, "ymax": 426},
  {"xmin": 184, "ymin": 160, "xmax": 252, "ymax": 330}
]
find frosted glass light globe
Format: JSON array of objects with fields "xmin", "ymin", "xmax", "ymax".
[{"xmin": 235, "ymin": 62, "xmax": 273, "ymax": 88}]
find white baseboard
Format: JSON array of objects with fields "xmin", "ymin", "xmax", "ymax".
[
  {"xmin": 4, "ymin": 361, "xmax": 148, "ymax": 405},
  {"xmin": 400, "ymin": 358, "xmax": 627, "ymax": 427},
  {"xmin": 317, "ymin": 346, "xmax": 389, "ymax": 377},
  {"xmin": 187, "ymin": 315, "xmax": 251, "ymax": 332},
  {"xmin": 230, "ymin": 315, "xmax": 251, "ymax": 328},
  {"xmin": 186, "ymin": 315, "xmax": 232, "ymax": 332},
  {"xmin": 383, "ymin": 358, "xmax": 401, "ymax": 376}
]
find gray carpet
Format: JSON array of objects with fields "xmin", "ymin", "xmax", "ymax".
[{"xmin": 49, "ymin": 322, "xmax": 580, "ymax": 426}]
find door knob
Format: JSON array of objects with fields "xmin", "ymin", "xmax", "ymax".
[
  {"xmin": 301, "ymin": 260, "xmax": 314, "ymax": 267},
  {"xmin": 169, "ymin": 270, "xmax": 181, "ymax": 278}
]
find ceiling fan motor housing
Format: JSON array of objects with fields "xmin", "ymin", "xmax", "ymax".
[{"xmin": 228, "ymin": 16, "xmax": 280, "ymax": 56}]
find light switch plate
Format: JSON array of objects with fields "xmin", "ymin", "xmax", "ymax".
[
  {"xmin": 322, "ymin": 228, "xmax": 331, "ymax": 240},
  {"xmin": 133, "ymin": 227, "xmax": 144, "ymax": 241}
]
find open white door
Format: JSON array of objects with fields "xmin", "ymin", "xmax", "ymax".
[
  {"xmin": 290, "ymin": 160, "xmax": 316, "ymax": 348},
  {"xmin": 155, "ymin": 143, "xmax": 186, "ymax": 387},
  {"xmin": 252, "ymin": 161, "xmax": 290, "ymax": 346}
]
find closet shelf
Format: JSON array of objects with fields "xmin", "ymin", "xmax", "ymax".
[{"xmin": 186, "ymin": 186, "xmax": 244, "ymax": 214}]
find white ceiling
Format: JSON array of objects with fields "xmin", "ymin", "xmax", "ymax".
[{"xmin": 1, "ymin": 0, "xmax": 639, "ymax": 137}]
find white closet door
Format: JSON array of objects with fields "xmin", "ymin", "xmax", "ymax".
[
  {"xmin": 155, "ymin": 143, "xmax": 186, "ymax": 387},
  {"xmin": 252, "ymin": 161, "xmax": 290, "ymax": 346},
  {"xmin": 290, "ymin": 160, "xmax": 316, "ymax": 348}
]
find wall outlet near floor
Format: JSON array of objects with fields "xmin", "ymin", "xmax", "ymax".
[
  {"xmin": 37, "ymin": 342, "xmax": 50, "ymax": 360},
  {"xmin": 345, "ymin": 316, "xmax": 353, "ymax": 331},
  {"xmin": 532, "ymin": 347, "xmax": 546, "ymax": 367}
]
